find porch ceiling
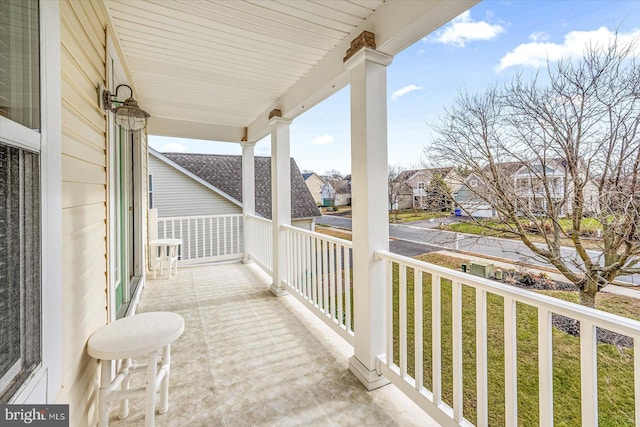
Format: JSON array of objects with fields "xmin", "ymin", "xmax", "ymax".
[{"xmin": 104, "ymin": 0, "xmax": 477, "ymax": 143}]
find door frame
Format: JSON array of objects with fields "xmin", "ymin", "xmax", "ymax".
[{"xmin": 106, "ymin": 33, "xmax": 146, "ymax": 321}]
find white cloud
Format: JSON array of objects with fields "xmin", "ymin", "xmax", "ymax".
[
  {"xmin": 160, "ymin": 142, "xmax": 187, "ymax": 152},
  {"xmin": 529, "ymin": 31, "xmax": 550, "ymax": 43},
  {"xmin": 429, "ymin": 10, "xmax": 505, "ymax": 47},
  {"xmin": 391, "ymin": 84, "xmax": 423, "ymax": 100},
  {"xmin": 308, "ymin": 134, "xmax": 334, "ymax": 145},
  {"xmin": 497, "ymin": 27, "xmax": 640, "ymax": 71}
]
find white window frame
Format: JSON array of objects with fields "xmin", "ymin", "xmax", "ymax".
[{"xmin": 2, "ymin": 0, "xmax": 62, "ymax": 404}]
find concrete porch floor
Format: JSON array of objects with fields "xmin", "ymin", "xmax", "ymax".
[{"xmin": 109, "ymin": 262, "xmax": 439, "ymax": 426}]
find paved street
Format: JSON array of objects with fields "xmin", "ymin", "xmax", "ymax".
[{"xmin": 317, "ymin": 216, "xmax": 640, "ymax": 286}]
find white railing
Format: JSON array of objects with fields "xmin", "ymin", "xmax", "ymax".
[
  {"xmin": 157, "ymin": 214, "xmax": 243, "ymax": 264},
  {"xmin": 375, "ymin": 249, "xmax": 640, "ymax": 427},
  {"xmin": 245, "ymin": 214, "xmax": 272, "ymax": 274},
  {"xmin": 281, "ymin": 225, "xmax": 354, "ymax": 345}
]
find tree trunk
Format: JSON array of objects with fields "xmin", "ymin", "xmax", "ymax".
[{"xmin": 579, "ymin": 280, "xmax": 598, "ymax": 309}]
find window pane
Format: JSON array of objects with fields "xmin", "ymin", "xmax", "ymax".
[
  {"xmin": 0, "ymin": 144, "xmax": 41, "ymax": 402},
  {"xmin": 0, "ymin": 0, "xmax": 40, "ymax": 130}
]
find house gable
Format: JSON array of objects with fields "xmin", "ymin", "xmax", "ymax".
[{"xmin": 149, "ymin": 154, "xmax": 242, "ymax": 218}]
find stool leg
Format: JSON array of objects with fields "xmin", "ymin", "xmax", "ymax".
[
  {"xmin": 118, "ymin": 358, "xmax": 132, "ymax": 420},
  {"xmin": 159, "ymin": 344, "xmax": 171, "ymax": 414},
  {"xmin": 99, "ymin": 361, "xmax": 111, "ymax": 427},
  {"xmin": 145, "ymin": 351, "xmax": 158, "ymax": 427}
]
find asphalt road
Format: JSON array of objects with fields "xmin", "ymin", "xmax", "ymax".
[{"xmin": 317, "ymin": 215, "xmax": 640, "ymax": 286}]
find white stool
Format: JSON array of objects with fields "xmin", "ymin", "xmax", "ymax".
[
  {"xmin": 150, "ymin": 239, "xmax": 182, "ymax": 279},
  {"xmin": 87, "ymin": 312, "xmax": 185, "ymax": 427}
]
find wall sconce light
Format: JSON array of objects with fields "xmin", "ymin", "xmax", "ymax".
[{"xmin": 101, "ymin": 84, "xmax": 150, "ymax": 132}]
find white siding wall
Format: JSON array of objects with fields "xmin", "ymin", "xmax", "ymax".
[
  {"xmin": 58, "ymin": 1, "xmax": 109, "ymax": 425},
  {"xmin": 149, "ymin": 155, "xmax": 242, "ymax": 218}
]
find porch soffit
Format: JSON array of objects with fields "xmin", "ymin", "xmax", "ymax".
[{"xmin": 104, "ymin": 0, "xmax": 478, "ymax": 143}]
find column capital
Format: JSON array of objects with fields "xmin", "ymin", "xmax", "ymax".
[
  {"xmin": 269, "ymin": 116, "xmax": 293, "ymax": 126},
  {"xmin": 344, "ymin": 47, "xmax": 393, "ymax": 70},
  {"xmin": 240, "ymin": 140, "xmax": 256, "ymax": 147}
]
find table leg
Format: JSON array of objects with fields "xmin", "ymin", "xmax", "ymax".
[
  {"xmin": 118, "ymin": 358, "xmax": 132, "ymax": 419},
  {"xmin": 159, "ymin": 344, "xmax": 171, "ymax": 414},
  {"xmin": 145, "ymin": 351, "xmax": 158, "ymax": 427},
  {"xmin": 99, "ymin": 361, "xmax": 111, "ymax": 427}
]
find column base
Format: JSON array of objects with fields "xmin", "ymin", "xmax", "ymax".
[
  {"xmin": 348, "ymin": 356, "xmax": 390, "ymax": 391},
  {"xmin": 269, "ymin": 283, "xmax": 288, "ymax": 297}
]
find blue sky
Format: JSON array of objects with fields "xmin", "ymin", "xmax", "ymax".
[{"xmin": 149, "ymin": 1, "xmax": 640, "ymax": 175}]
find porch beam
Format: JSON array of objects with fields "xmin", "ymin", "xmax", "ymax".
[
  {"xmin": 269, "ymin": 111, "xmax": 292, "ymax": 296},
  {"xmin": 241, "ymin": 140, "xmax": 256, "ymax": 263},
  {"xmin": 147, "ymin": 117, "xmax": 245, "ymax": 143},
  {"xmin": 345, "ymin": 43, "xmax": 393, "ymax": 390}
]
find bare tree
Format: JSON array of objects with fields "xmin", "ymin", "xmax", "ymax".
[
  {"xmin": 427, "ymin": 38, "xmax": 640, "ymax": 308},
  {"xmin": 388, "ymin": 164, "xmax": 412, "ymax": 221}
]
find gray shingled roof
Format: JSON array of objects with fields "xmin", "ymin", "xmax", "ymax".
[{"xmin": 162, "ymin": 153, "xmax": 321, "ymax": 220}]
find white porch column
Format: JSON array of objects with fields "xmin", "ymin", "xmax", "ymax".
[
  {"xmin": 344, "ymin": 33, "xmax": 393, "ymax": 390},
  {"xmin": 269, "ymin": 110, "xmax": 292, "ymax": 296},
  {"xmin": 241, "ymin": 140, "xmax": 256, "ymax": 263}
]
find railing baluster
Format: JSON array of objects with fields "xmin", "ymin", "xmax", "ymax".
[
  {"xmin": 399, "ymin": 264, "xmax": 408, "ymax": 377},
  {"xmin": 302, "ymin": 234, "xmax": 311, "ymax": 300},
  {"xmin": 315, "ymin": 238, "xmax": 321, "ymax": 308},
  {"xmin": 538, "ymin": 307, "xmax": 553, "ymax": 426},
  {"xmin": 186, "ymin": 219, "xmax": 191, "ymax": 259},
  {"xmin": 476, "ymin": 289, "xmax": 488, "ymax": 427},
  {"xmin": 504, "ymin": 296, "xmax": 518, "ymax": 427},
  {"xmin": 285, "ymin": 230, "xmax": 293, "ymax": 286},
  {"xmin": 635, "ymin": 335, "xmax": 640, "ymax": 427},
  {"xmin": 236, "ymin": 216, "xmax": 240, "ymax": 254},
  {"xmin": 386, "ymin": 260, "xmax": 393, "ymax": 367},
  {"xmin": 432, "ymin": 274, "xmax": 442, "ymax": 406},
  {"xmin": 297, "ymin": 232, "xmax": 302, "ymax": 292},
  {"xmin": 329, "ymin": 241, "xmax": 336, "ymax": 321},
  {"xmin": 323, "ymin": 241, "xmax": 329, "ymax": 314},
  {"xmin": 452, "ymin": 281, "xmax": 463, "ymax": 422},
  {"xmin": 311, "ymin": 236, "xmax": 317, "ymax": 306},
  {"xmin": 345, "ymin": 247, "xmax": 352, "ymax": 333},
  {"xmin": 337, "ymin": 244, "xmax": 344, "ymax": 330},
  {"xmin": 580, "ymin": 320, "xmax": 598, "ymax": 427},
  {"xmin": 195, "ymin": 219, "xmax": 199, "ymax": 259},
  {"xmin": 217, "ymin": 218, "xmax": 221, "ymax": 256},
  {"xmin": 223, "ymin": 217, "xmax": 228, "ymax": 255},
  {"xmin": 414, "ymin": 270, "xmax": 423, "ymax": 391}
]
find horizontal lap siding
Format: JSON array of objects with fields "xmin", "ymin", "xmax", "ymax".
[
  {"xmin": 56, "ymin": 1, "xmax": 108, "ymax": 426},
  {"xmin": 149, "ymin": 155, "xmax": 242, "ymax": 217}
]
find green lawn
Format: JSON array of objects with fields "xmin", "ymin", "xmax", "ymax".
[
  {"xmin": 390, "ymin": 253, "xmax": 637, "ymax": 426},
  {"xmin": 389, "ymin": 210, "xmax": 451, "ymax": 223}
]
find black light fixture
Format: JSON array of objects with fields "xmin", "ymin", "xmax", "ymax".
[{"xmin": 102, "ymin": 84, "xmax": 150, "ymax": 132}]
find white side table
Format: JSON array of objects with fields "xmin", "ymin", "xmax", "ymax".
[
  {"xmin": 87, "ymin": 312, "xmax": 185, "ymax": 427},
  {"xmin": 149, "ymin": 239, "xmax": 182, "ymax": 279}
]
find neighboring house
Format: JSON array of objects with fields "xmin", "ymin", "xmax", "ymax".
[
  {"xmin": 302, "ymin": 172, "xmax": 325, "ymax": 205},
  {"xmin": 395, "ymin": 167, "xmax": 464, "ymax": 210},
  {"xmin": 455, "ymin": 160, "xmax": 598, "ymax": 218},
  {"xmin": 320, "ymin": 175, "xmax": 352, "ymax": 206},
  {"xmin": 150, "ymin": 149, "xmax": 321, "ymax": 230}
]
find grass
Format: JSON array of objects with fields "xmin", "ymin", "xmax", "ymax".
[
  {"xmin": 389, "ymin": 210, "xmax": 451, "ymax": 223},
  {"xmin": 442, "ymin": 218, "xmax": 603, "ymax": 250},
  {"xmin": 389, "ymin": 252, "xmax": 638, "ymax": 425},
  {"xmin": 315, "ymin": 226, "xmax": 352, "ymax": 241}
]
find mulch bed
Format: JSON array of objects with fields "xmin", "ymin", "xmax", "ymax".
[{"xmin": 497, "ymin": 275, "xmax": 633, "ymax": 348}]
